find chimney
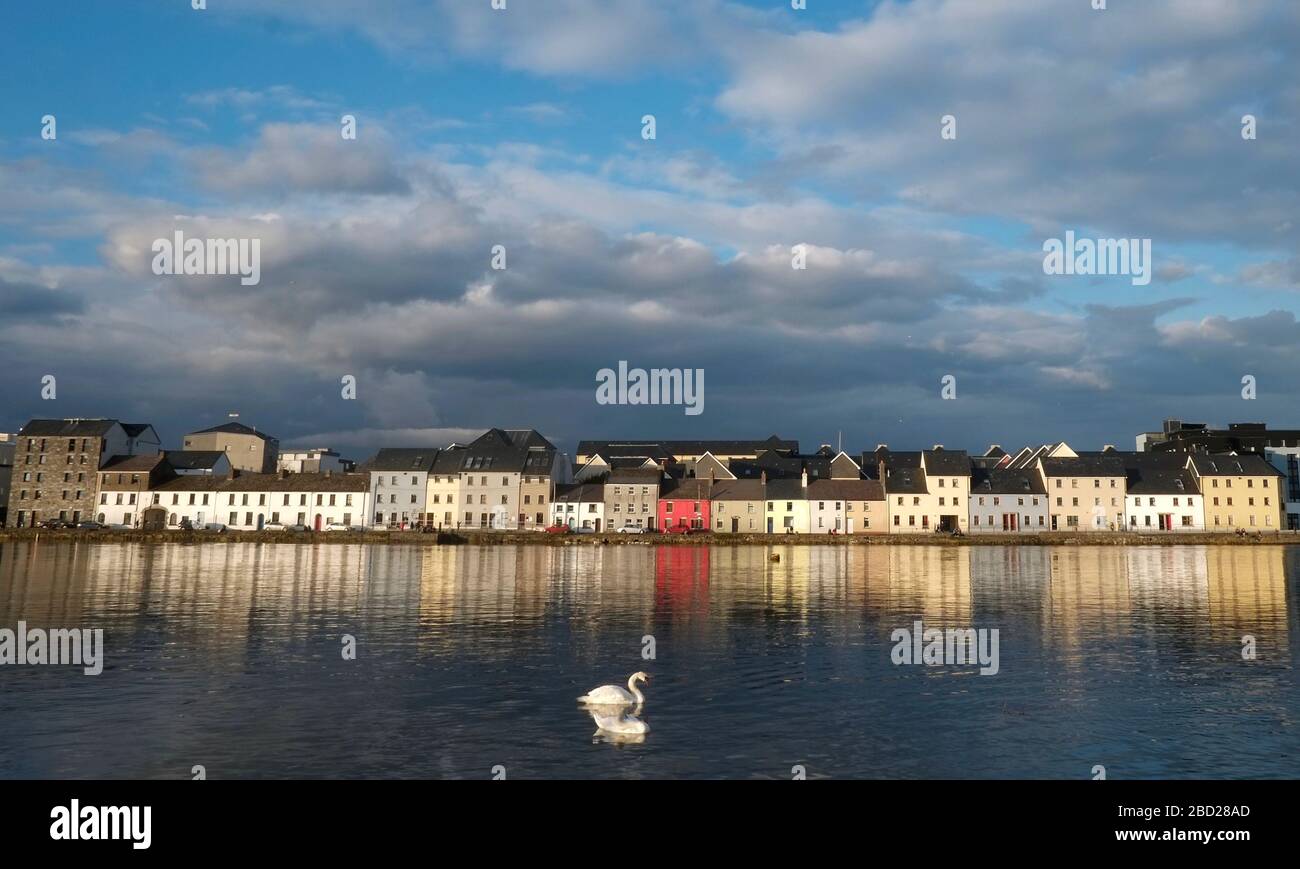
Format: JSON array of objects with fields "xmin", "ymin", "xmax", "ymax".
[
  {"xmin": 760, "ymin": 470, "xmax": 767, "ymax": 486},
  {"xmin": 801, "ymin": 468, "xmax": 808, "ymax": 489},
  {"xmin": 932, "ymin": 444, "xmax": 944, "ymax": 451},
  {"xmin": 878, "ymin": 459, "xmax": 887, "ymax": 482}
]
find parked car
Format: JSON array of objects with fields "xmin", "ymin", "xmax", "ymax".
[
  {"xmin": 574, "ymin": 526, "xmax": 596, "ymax": 534},
  {"xmin": 263, "ymin": 522, "xmax": 286, "ymax": 531},
  {"xmin": 203, "ymin": 523, "xmax": 227, "ymax": 532},
  {"xmin": 107, "ymin": 523, "xmax": 133, "ymax": 531},
  {"xmin": 616, "ymin": 525, "xmax": 648, "ymax": 534},
  {"xmin": 324, "ymin": 521, "xmax": 363, "ymax": 532},
  {"xmin": 288, "ymin": 524, "xmax": 310, "ymax": 532},
  {"xmin": 666, "ymin": 524, "xmax": 693, "ymax": 535},
  {"xmin": 38, "ymin": 519, "xmax": 71, "ymax": 529},
  {"xmin": 75, "ymin": 521, "xmax": 104, "ymax": 530},
  {"xmin": 544, "ymin": 524, "xmax": 571, "ymax": 534}
]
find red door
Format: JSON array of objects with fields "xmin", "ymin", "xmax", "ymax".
[{"xmin": 314, "ymin": 514, "xmax": 322, "ymax": 531}]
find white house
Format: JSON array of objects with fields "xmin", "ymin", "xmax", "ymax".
[
  {"xmin": 968, "ymin": 467, "xmax": 1050, "ymax": 533},
  {"xmin": 368, "ymin": 448, "xmax": 438, "ymax": 528},
  {"xmin": 1124, "ymin": 462, "xmax": 1204, "ymax": 531},
  {"xmin": 551, "ymin": 483, "xmax": 605, "ymax": 530},
  {"xmin": 145, "ymin": 473, "xmax": 371, "ymax": 530}
]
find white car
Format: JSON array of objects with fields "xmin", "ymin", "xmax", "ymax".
[
  {"xmin": 616, "ymin": 525, "xmax": 648, "ymax": 534},
  {"xmin": 324, "ymin": 522, "xmax": 362, "ymax": 532},
  {"xmin": 263, "ymin": 522, "xmax": 286, "ymax": 531}
]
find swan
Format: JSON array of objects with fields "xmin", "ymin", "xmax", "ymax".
[
  {"xmin": 589, "ymin": 708, "xmax": 649, "ymax": 737},
  {"xmin": 578, "ymin": 671, "xmax": 649, "ymax": 706}
]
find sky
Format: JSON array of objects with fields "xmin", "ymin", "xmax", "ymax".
[{"xmin": 1, "ymin": 0, "xmax": 1297, "ymax": 462}]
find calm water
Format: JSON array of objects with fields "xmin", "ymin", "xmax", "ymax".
[{"xmin": 0, "ymin": 541, "xmax": 1296, "ymax": 779}]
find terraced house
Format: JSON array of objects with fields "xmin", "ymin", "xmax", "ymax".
[
  {"xmin": 1122, "ymin": 454, "xmax": 1203, "ymax": 531},
  {"xmin": 1186, "ymin": 454, "xmax": 1283, "ymax": 531},
  {"xmin": 551, "ymin": 483, "xmax": 605, "ymax": 530},
  {"xmin": 368, "ymin": 448, "xmax": 438, "ymax": 528},
  {"xmin": 1037, "ymin": 452, "xmax": 1126, "ymax": 531},
  {"xmin": 7, "ymin": 418, "xmax": 160, "ymax": 528},
  {"xmin": 878, "ymin": 447, "xmax": 971, "ymax": 534},
  {"xmin": 141, "ymin": 472, "xmax": 369, "ymax": 531},
  {"xmin": 968, "ymin": 467, "xmax": 1049, "ymax": 533}
]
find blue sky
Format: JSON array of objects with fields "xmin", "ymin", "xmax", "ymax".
[{"xmin": 1, "ymin": 0, "xmax": 1298, "ymax": 459}]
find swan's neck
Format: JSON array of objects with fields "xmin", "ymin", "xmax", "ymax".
[{"xmin": 627, "ymin": 675, "xmax": 644, "ymax": 705}]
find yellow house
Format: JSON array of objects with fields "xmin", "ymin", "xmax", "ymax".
[
  {"xmin": 1187, "ymin": 454, "xmax": 1284, "ymax": 532},
  {"xmin": 425, "ymin": 446, "xmax": 466, "ymax": 528}
]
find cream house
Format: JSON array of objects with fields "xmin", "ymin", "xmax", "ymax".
[
  {"xmin": 1187, "ymin": 454, "xmax": 1284, "ymax": 531},
  {"xmin": 1038, "ymin": 455, "xmax": 1126, "ymax": 531},
  {"xmin": 881, "ymin": 448, "xmax": 970, "ymax": 534}
]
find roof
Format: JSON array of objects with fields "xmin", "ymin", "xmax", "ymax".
[
  {"xmin": 576, "ymin": 435, "xmax": 797, "ymax": 460},
  {"xmin": 660, "ymin": 478, "xmax": 716, "ymax": 500},
  {"xmin": 153, "ymin": 472, "xmax": 369, "ymax": 493},
  {"xmin": 709, "ymin": 479, "xmax": 766, "ymax": 501},
  {"xmin": 121, "ymin": 423, "xmax": 154, "ymax": 438},
  {"xmin": 554, "ymin": 483, "xmax": 605, "ymax": 503},
  {"xmin": 970, "ymin": 467, "xmax": 1047, "ymax": 495},
  {"xmin": 1187, "ymin": 454, "xmax": 1282, "ymax": 477},
  {"xmin": 162, "ymin": 450, "xmax": 227, "ymax": 470},
  {"xmin": 606, "ymin": 468, "xmax": 664, "ymax": 484},
  {"xmin": 18, "ymin": 418, "xmax": 120, "ymax": 438},
  {"xmin": 188, "ymin": 421, "xmax": 276, "ymax": 441},
  {"xmin": 1040, "ymin": 456, "xmax": 1126, "ymax": 477},
  {"xmin": 368, "ymin": 448, "xmax": 439, "ymax": 472},
  {"xmin": 923, "ymin": 448, "xmax": 971, "ymax": 476},
  {"xmin": 765, "ymin": 479, "xmax": 806, "ymax": 500},
  {"xmin": 883, "ymin": 465, "xmax": 928, "ymax": 494},
  {"xmin": 1125, "ymin": 465, "xmax": 1200, "ymax": 496},
  {"xmin": 806, "ymin": 478, "xmax": 885, "ymax": 500},
  {"xmin": 99, "ymin": 454, "xmax": 168, "ymax": 473}
]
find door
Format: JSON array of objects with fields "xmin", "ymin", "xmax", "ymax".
[
  {"xmin": 731, "ymin": 517, "xmax": 739, "ymax": 533},
  {"xmin": 595, "ymin": 518, "xmax": 601, "ymax": 532},
  {"xmin": 314, "ymin": 514, "xmax": 322, "ymax": 531},
  {"xmin": 767, "ymin": 517, "xmax": 773, "ymax": 533}
]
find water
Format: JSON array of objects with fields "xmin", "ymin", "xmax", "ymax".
[{"xmin": 0, "ymin": 541, "xmax": 1295, "ymax": 779}]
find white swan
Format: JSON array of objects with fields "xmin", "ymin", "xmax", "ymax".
[
  {"xmin": 589, "ymin": 708, "xmax": 649, "ymax": 737},
  {"xmin": 578, "ymin": 671, "xmax": 649, "ymax": 706}
]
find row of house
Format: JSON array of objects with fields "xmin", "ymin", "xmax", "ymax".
[
  {"xmin": 2, "ymin": 418, "xmax": 1295, "ymax": 534},
  {"xmin": 553, "ymin": 438, "xmax": 1288, "ymax": 535}
]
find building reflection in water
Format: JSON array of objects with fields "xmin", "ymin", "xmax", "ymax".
[{"xmin": 0, "ymin": 541, "xmax": 1290, "ymax": 668}]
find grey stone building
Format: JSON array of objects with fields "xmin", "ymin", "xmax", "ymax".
[{"xmin": 7, "ymin": 418, "xmax": 160, "ymax": 528}]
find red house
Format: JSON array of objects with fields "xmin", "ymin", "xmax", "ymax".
[{"xmin": 657, "ymin": 478, "xmax": 713, "ymax": 531}]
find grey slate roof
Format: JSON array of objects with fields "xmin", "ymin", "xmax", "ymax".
[
  {"xmin": 710, "ymin": 479, "xmax": 766, "ymax": 501},
  {"xmin": 923, "ymin": 448, "xmax": 971, "ymax": 476},
  {"xmin": 554, "ymin": 483, "xmax": 604, "ymax": 503},
  {"xmin": 806, "ymin": 478, "xmax": 885, "ymax": 501},
  {"xmin": 1187, "ymin": 454, "xmax": 1282, "ymax": 477},
  {"xmin": 189, "ymin": 421, "xmax": 275, "ymax": 440},
  {"xmin": 368, "ymin": 448, "xmax": 439, "ymax": 472},
  {"xmin": 154, "ymin": 472, "xmax": 369, "ymax": 493},
  {"xmin": 1125, "ymin": 465, "xmax": 1200, "ymax": 496},
  {"xmin": 970, "ymin": 467, "xmax": 1047, "ymax": 495},
  {"xmin": 577, "ymin": 435, "xmax": 797, "ymax": 460},
  {"xmin": 162, "ymin": 450, "xmax": 227, "ymax": 470},
  {"xmin": 19, "ymin": 418, "xmax": 120, "ymax": 437},
  {"xmin": 1040, "ymin": 456, "xmax": 1126, "ymax": 477}
]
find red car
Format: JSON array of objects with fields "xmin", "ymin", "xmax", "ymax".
[
  {"xmin": 544, "ymin": 524, "xmax": 571, "ymax": 534},
  {"xmin": 666, "ymin": 524, "xmax": 693, "ymax": 535}
]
